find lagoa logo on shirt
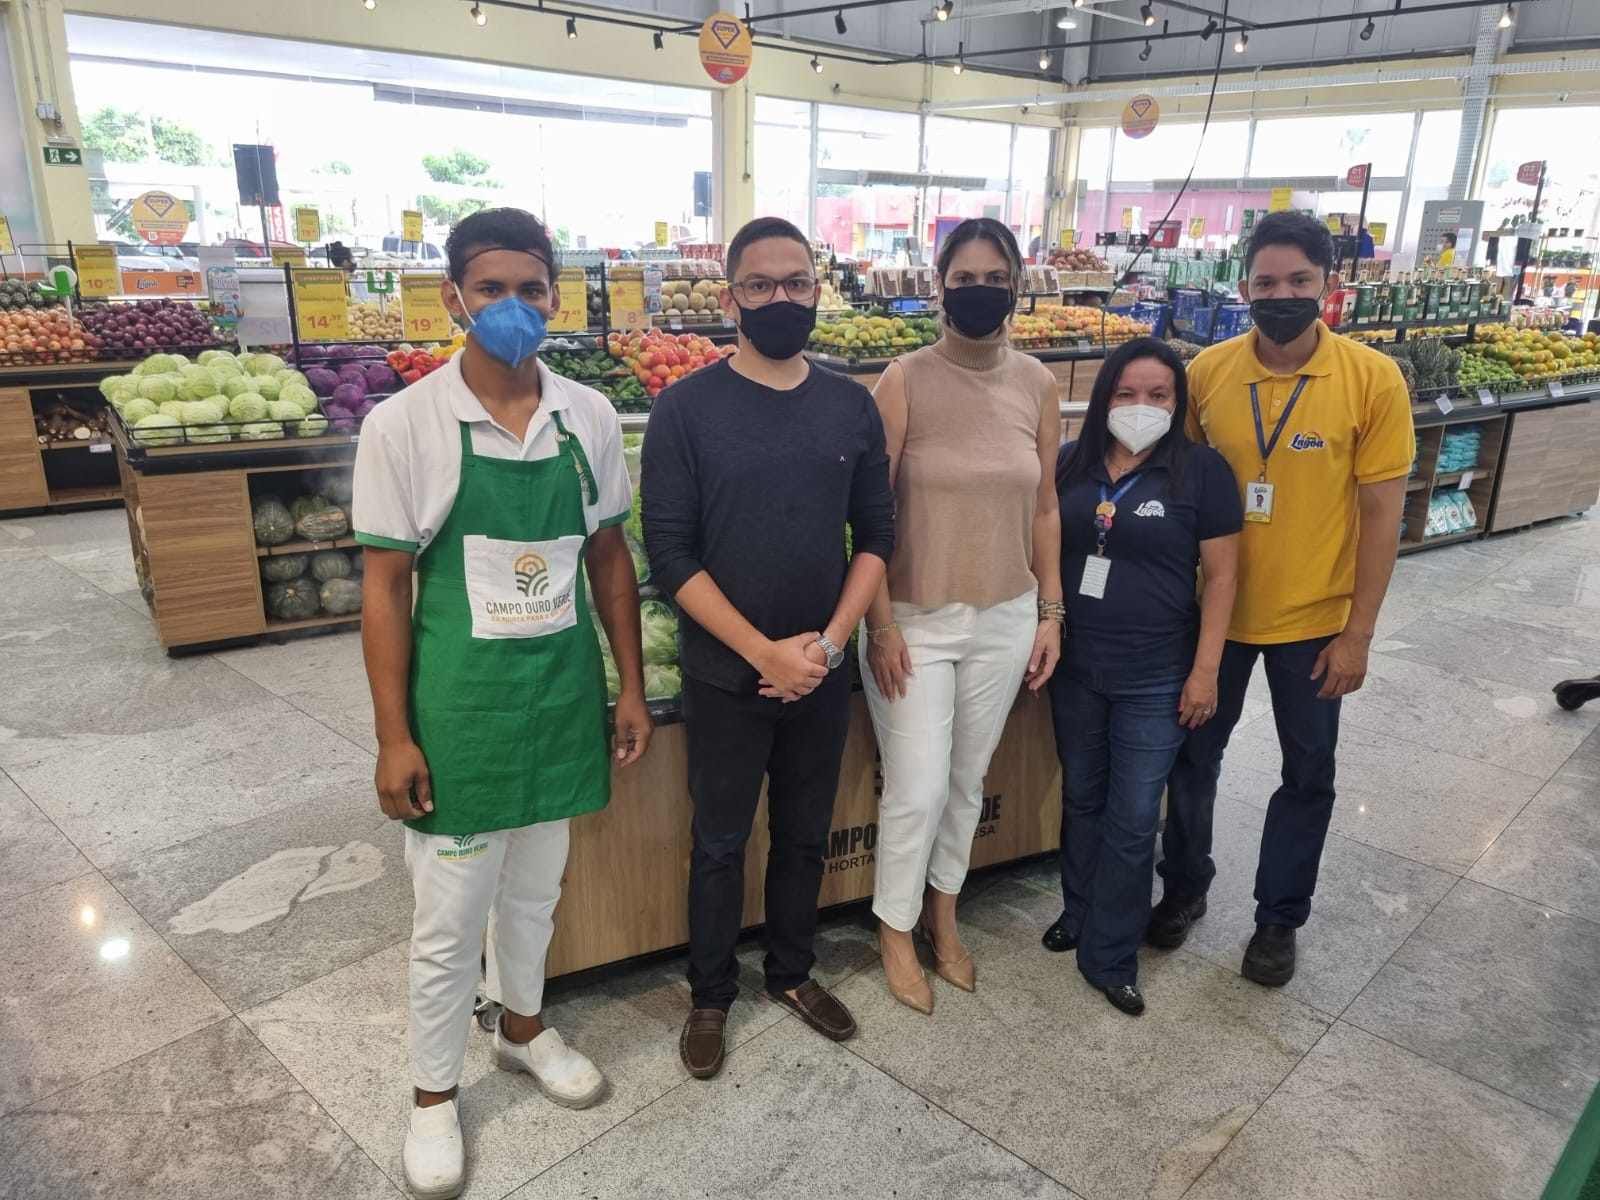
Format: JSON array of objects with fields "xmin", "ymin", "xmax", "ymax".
[
  {"xmin": 1134, "ymin": 500, "xmax": 1166, "ymax": 518},
  {"xmin": 1289, "ymin": 431, "xmax": 1327, "ymax": 451},
  {"xmin": 513, "ymin": 553, "xmax": 550, "ymax": 597}
]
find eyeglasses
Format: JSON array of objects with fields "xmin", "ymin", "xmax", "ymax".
[{"xmin": 730, "ymin": 275, "xmax": 818, "ymax": 303}]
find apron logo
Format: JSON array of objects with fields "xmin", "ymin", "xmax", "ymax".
[
  {"xmin": 513, "ymin": 553, "xmax": 551, "ymax": 597},
  {"xmin": 436, "ymin": 833, "xmax": 490, "ymax": 861},
  {"xmin": 1134, "ymin": 500, "xmax": 1166, "ymax": 518},
  {"xmin": 1289, "ymin": 431, "xmax": 1326, "ymax": 451}
]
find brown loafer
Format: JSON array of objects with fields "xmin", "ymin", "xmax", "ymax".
[
  {"xmin": 767, "ymin": 979, "xmax": 856, "ymax": 1041},
  {"xmin": 680, "ymin": 1008, "xmax": 727, "ymax": 1079}
]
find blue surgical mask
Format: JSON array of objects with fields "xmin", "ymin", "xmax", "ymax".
[{"xmin": 455, "ymin": 286, "xmax": 548, "ymax": 368}]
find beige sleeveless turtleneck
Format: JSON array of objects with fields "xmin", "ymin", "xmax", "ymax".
[{"xmin": 887, "ymin": 317, "xmax": 1053, "ymax": 609}]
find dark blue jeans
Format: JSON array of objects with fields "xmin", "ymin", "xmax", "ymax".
[
  {"xmin": 1162, "ymin": 635, "xmax": 1342, "ymax": 929},
  {"xmin": 1049, "ymin": 664, "xmax": 1189, "ymax": 989}
]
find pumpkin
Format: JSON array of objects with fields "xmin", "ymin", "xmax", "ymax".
[
  {"xmin": 265, "ymin": 577, "xmax": 320, "ymax": 621},
  {"xmin": 252, "ymin": 496, "xmax": 294, "ymax": 546},
  {"xmin": 318, "ymin": 471, "xmax": 354, "ymax": 507},
  {"xmin": 319, "ymin": 577, "xmax": 363, "ymax": 615},
  {"xmin": 347, "ymin": 548, "xmax": 364, "ymax": 575},
  {"xmin": 296, "ymin": 507, "xmax": 349, "ymax": 541},
  {"xmin": 261, "ymin": 553, "xmax": 309, "ymax": 583},
  {"xmin": 290, "ymin": 494, "xmax": 330, "ymax": 523},
  {"xmin": 310, "ymin": 550, "xmax": 352, "ymax": 582}
]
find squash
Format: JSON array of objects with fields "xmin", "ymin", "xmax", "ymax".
[
  {"xmin": 290, "ymin": 494, "xmax": 330, "ymax": 524},
  {"xmin": 310, "ymin": 550, "xmax": 352, "ymax": 582},
  {"xmin": 265, "ymin": 577, "xmax": 320, "ymax": 621},
  {"xmin": 296, "ymin": 507, "xmax": 349, "ymax": 541},
  {"xmin": 319, "ymin": 577, "xmax": 363, "ymax": 615},
  {"xmin": 318, "ymin": 471, "xmax": 354, "ymax": 507},
  {"xmin": 252, "ymin": 496, "xmax": 294, "ymax": 546},
  {"xmin": 261, "ymin": 553, "xmax": 309, "ymax": 583},
  {"xmin": 347, "ymin": 548, "xmax": 364, "ymax": 575}
]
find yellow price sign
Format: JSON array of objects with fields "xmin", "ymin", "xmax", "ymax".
[
  {"xmin": 73, "ymin": 245, "xmax": 120, "ymax": 298},
  {"xmin": 550, "ymin": 267, "xmax": 589, "ymax": 333},
  {"xmin": 608, "ymin": 266, "xmax": 647, "ymax": 330},
  {"xmin": 400, "ymin": 273, "xmax": 452, "ymax": 342},
  {"xmin": 292, "ymin": 268, "xmax": 351, "ymax": 342},
  {"xmin": 1120, "ymin": 208, "xmax": 1134, "ymax": 231},
  {"xmin": 1369, "ymin": 221, "xmax": 1388, "ymax": 246},
  {"xmin": 1188, "ymin": 217, "xmax": 1205, "ymax": 239},
  {"xmin": 271, "ymin": 246, "xmax": 307, "ymax": 268},
  {"xmin": 1060, "ymin": 228, "xmax": 1075, "ymax": 248},
  {"xmin": 401, "ymin": 210, "xmax": 424, "ymax": 242},
  {"xmin": 1269, "ymin": 187, "xmax": 1294, "ymax": 213},
  {"xmin": 0, "ymin": 216, "xmax": 13, "ymax": 257},
  {"xmin": 654, "ymin": 222, "xmax": 670, "ymax": 248},
  {"xmin": 294, "ymin": 207, "xmax": 321, "ymax": 243}
]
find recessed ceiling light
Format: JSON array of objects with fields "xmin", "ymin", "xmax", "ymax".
[{"xmin": 1056, "ymin": 14, "xmax": 1076, "ymax": 29}]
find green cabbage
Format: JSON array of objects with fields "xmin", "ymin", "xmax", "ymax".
[
  {"xmin": 157, "ymin": 400, "xmax": 187, "ymax": 421},
  {"xmin": 133, "ymin": 413, "xmax": 184, "ymax": 445},
  {"xmin": 187, "ymin": 424, "xmax": 233, "ymax": 444},
  {"xmin": 122, "ymin": 398, "xmax": 159, "ymax": 424},
  {"xmin": 220, "ymin": 375, "xmax": 257, "ymax": 399},
  {"xmin": 246, "ymin": 353, "xmax": 286, "ymax": 376},
  {"xmin": 297, "ymin": 413, "xmax": 330, "ymax": 437},
  {"xmin": 238, "ymin": 421, "xmax": 285, "ymax": 440},
  {"xmin": 228, "ymin": 394, "xmax": 268, "ymax": 422},
  {"xmin": 138, "ymin": 375, "xmax": 177, "ymax": 403},
  {"xmin": 640, "ymin": 599, "xmax": 679, "ymax": 666},
  {"xmin": 180, "ymin": 400, "xmax": 226, "ymax": 425},
  {"xmin": 267, "ymin": 399, "xmax": 304, "ymax": 422},
  {"xmin": 643, "ymin": 663, "xmax": 681, "ymax": 700},
  {"xmin": 254, "ymin": 376, "xmax": 283, "ymax": 402},
  {"xmin": 136, "ymin": 353, "xmax": 183, "ymax": 376},
  {"xmin": 278, "ymin": 385, "xmax": 317, "ymax": 416}
]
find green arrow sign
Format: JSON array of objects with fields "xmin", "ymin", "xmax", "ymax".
[{"xmin": 42, "ymin": 146, "xmax": 83, "ymax": 166}]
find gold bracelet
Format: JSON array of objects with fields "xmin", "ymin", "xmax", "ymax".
[
  {"xmin": 867, "ymin": 622, "xmax": 900, "ymax": 641},
  {"xmin": 1037, "ymin": 599, "xmax": 1066, "ymax": 622}
]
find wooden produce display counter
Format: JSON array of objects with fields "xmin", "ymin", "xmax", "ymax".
[
  {"xmin": 547, "ymin": 690, "xmax": 1060, "ymax": 980},
  {"xmin": 0, "ymin": 362, "xmax": 141, "ymax": 515},
  {"xmin": 110, "ymin": 420, "xmax": 362, "ymax": 652}
]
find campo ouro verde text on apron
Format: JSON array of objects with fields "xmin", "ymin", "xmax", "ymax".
[{"xmin": 406, "ymin": 412, "xmax": 610, "ymax": 836}]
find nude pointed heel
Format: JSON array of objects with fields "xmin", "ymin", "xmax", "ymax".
[
  {"xmin": 878, "ymin": 935, "xmax": 934, "ymax": 1015},
  {"xmin": 917, "ymin": 923, "xmax": 976, "ymax": 992}
]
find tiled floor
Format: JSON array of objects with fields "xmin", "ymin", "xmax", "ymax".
[{"xmin": 1, "ymin": 505, "xmax": 1598, "ymax": 1200}]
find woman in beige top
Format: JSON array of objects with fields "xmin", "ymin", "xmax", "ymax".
[{"xmin": 863, "ymin": 218, "xmax": 1063, "ymax": 1014}]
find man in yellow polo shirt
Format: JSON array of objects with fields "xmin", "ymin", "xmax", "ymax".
[{"xmin": 1148, "ymin": 211, "xmax": 1414, "ymax": 987}]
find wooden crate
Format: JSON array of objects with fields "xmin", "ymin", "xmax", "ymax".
[{"xmin": 0, "ymin": 370, "xmax": 130, "ymax": 515}]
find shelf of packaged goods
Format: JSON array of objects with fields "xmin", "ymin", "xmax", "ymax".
[
  {"xmin": 263, "ymin": 612, "xmax": 363, "ymax": 634},
  {"xmin": 257, "ymin": 536, "xmax": 359, "ymax": 559}
]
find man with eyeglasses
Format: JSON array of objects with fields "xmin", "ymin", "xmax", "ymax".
[{"xmin": 642, "ymin": 216, "xmax": 895, "ymax": 1079}]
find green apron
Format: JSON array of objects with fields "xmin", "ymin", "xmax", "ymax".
[{"xmin": 406, "ymin": 412, "xmax": 610, "ymax": 836}]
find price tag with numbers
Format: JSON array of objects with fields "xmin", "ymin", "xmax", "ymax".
[
  {"xmin": 73, "ymin": 245, "xmax": 119, "ymax": 298},
  {"xmin": 548, "ymin": 267, "xmax": 588, "ymax": 332},
  {"xmin": 1478, "ymin": 388, "xmax": 1496, "ymax": 406},
  {"xmin": 1548, "ymin": 380, "xmax": 1566, "ymax": 398},
  {"xmin": 1077, "ymin": 339, "xmax": 1093, "ymax": 354},
  {"xmin": 400, "ymin": 273, "xmax": 451, "ymax": 341},
  {"xmin": 1434, "ymin": 394, "xmax": 1455, "ymax": 415},
  {"xmin": 292, "ymin": 268, "xmax": 351, "ymax": 343}
]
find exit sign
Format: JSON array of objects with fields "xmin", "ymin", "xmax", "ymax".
[{"xmin": 42, "ymin": 146, "xmax": 83, "ymax": 166}]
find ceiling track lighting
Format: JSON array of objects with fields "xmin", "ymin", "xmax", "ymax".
[
  {"xmin": 934, "ymin": 0, "xmax": 952, "ymax": 20},
  {"xmin": 1056, "ymin": 15, "xmax": 1076, "ymax": 29},
  {"xmin": 1073, "ymin": 0, "xmax": 1084, "ymax": 6},
  {"xmin": 953, "ymin": 41, "xmax": 965, "ymax": 74},
  {"xmin": 1233, "ymin": 30, "xmax": 1248, "ymax": 52},
  {"xmin": 566, "ymin": 15, "xmax": 577, "ymax": 37},
  {"xmin": 810, "ymin": 54, "xmax": 824, "ymax": 72},
  {"xmin": 361, "ymin": 0, "xmax": 375, "ymax": 9},
  {"xmin": 1498, "ymin": 3, "xmax": 1514, "ymax": 28},
  {"xmin": 652, "ymin": 29, "xmax": 664, "ymax": 50},
  {"xmin": 1140, "ymin": 3, "xmax": 1156, "ymax": 27},
  {"xmin": 470, "ymin": 2, "xmax": 485, "ymax": 24},
  {"xmin": 1039, "ymin": 49, "xmax": 1052, "ymax": 69},
  {"xmin": 1138, "ymin": 38, "xmax": 1152, "ymax": 60},
  {"xmin": 835, "ymin": 9, "xmax": 847, "ymax": 34},
  {"xmin": 1200, "ymin": 17, "xmax": 1217, "ymax": 40},
  {"xmin": 1360, "ymin": 17, "xmax": 1375, "ymax": 40}
]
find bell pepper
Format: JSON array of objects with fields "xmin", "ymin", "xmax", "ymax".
[
  {"xmin": 401, "ymin": 367, "xmax": 423, "ymax": 384},
  {"xmin": 387, "ymin": 350, "xmax": 410, "ymax": 370}
]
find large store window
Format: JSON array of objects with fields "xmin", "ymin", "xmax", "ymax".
[
  {"xmin": 65, "ymin": 15, "xmax": 712, "ymax": 253},
  {"xmin": 1104, "ymin": 119, "xmax": 1252, "ymax": 248},
  {"xmin": 1009, "ymin": 126, "xmax": 1053, "ymax": 250},
  {"xmin": 814, "ymin": 105, "xmax": 920, "ymax": 262},
  {"xmin": 1249, "ymin": 112, "xmax": 1414, "ymax": 179},
  {"xmin": 0, "ymin": 22, "xmax": 44, "ymax": 259},
  {"xmin": 1073, "ymin": 126, "xmax": 1113, "ymax": 245},
  {"xmin": 1481, "ymin": 106, "xmax": 1600, "ymax": 233},
  {"xmin": 755, "ymin": 97, "xmax": 813, "ymax": 237},
  {"xmin": 924, "ymin": 116, "xmax": 1015, "ymax": 256},
  {"xmin": 1396, "ymin": 109, "xmax": 1463, "ymax": 257}
]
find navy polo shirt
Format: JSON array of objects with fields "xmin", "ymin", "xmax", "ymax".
[{"xmin": 1057, "ymin": 440, "xmax": 1242, "ymax": 677}]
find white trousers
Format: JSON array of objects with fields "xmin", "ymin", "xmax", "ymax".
[
  {"xmin": 863, "ymin": 590, "xmax": 1038, "ymax": 932},
  {"xmin": 404, "ymin": 820, "xmax": 569, "ymax": 1092}
]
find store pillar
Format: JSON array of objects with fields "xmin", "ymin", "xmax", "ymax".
[
  {"xmin": 711, "ymin": 81, "xmax": 755, "ymax": 244},
  {"xmin": 3, "ymin": 0, "xmax": 96, "ymax": 248}
]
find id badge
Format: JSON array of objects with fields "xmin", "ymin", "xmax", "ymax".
[
  {"xmin": 1079, "ymin": 554, "xmax": 1112, "ymax": 599},
  {"xmin": 1245, "ymin": 482, "xmax": 1275, "ymax": 524}
]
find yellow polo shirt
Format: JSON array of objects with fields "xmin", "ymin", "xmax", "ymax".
[{"xmin": 1186, "ymin": 321, "xmax": 1415, "ymax": 644}]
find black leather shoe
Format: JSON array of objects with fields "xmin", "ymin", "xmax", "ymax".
[
  {"xmin": 1241, "ymin": 924, "xmax": 1296, "ymax": 986},
  {"xmin": 1103, "ymin": 984, "xmax": 1146, "ymax": 1016},
  {"xmin": 1041, "ymin": 921, "xmax": 1078, "ymax": 953},
  {"xmin": 1144, "ymin": 892, "xmax": 1207, "ymax": 948}
]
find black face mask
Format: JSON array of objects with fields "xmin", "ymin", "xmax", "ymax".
[
  {"xmin": 1250, "ymin": 297, "xmax": 1321, "ymax": 345},
  {"xmin": 942, "ymin": 284, "xmax": 1013, "ymax": 339},
  {"xmin": 736, "ymin": 300, "xmax": 817, "ymax": 360}
]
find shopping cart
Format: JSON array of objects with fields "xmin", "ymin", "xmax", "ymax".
[{"xmin": 1553, "ymin": 675, "xmax": 1600, "ymax": 711}]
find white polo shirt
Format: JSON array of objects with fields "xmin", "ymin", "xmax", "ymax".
[{"xmin": 352, "ymin": 353, "xmax": 631, "ymax": 555}]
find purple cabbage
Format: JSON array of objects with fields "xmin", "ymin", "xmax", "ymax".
[
  {"xmin": 355, "ymin": 396, "xmax": 382, "ymax": 418},
  {"xmin": 336, "ymin": 364, "xmax": 369, "ymax": 389},
  {"xmin": 331, "ymin": 382, "xmax": 366, "ymax": 410},
  {"xmin": 305, "ymin": 366, "xmax": 340, "ymax": 398},
  {"xmin": 363, "ymin": 363, "xmax": 400, "ymax": 393}
]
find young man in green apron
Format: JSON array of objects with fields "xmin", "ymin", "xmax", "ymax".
[{"xmin": 354, "ymin": 208, "xmax": 652, "ymax": 1200}]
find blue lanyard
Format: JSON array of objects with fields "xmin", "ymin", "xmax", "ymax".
[
  {"xmin": 1093, "ymin": 472, "xmax": 1141, "ymax": 554},
  {"xmin": 1249, "ymin": 375, "xmax": 1310, "ymax": 483}
]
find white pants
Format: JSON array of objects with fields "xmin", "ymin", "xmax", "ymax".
[
  {"xmin": 863, "ymin": 590, "xmax": 1038, "ymax": 932},
  {"xmin": 404, "ymin": 820, "xmax": 570, "ymax": 1092}
]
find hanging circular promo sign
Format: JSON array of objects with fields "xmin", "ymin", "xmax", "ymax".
[
  {"xmin": 130, "ymin": 189, "xmax": 190, "ymax": 246},
  {"xmin": 699, "ymin": 12, "xmax": 753, "ymax": 85},
  {"xmin": 1120, "ymin": 93, "xmax": 1160, "ymax": 139}
]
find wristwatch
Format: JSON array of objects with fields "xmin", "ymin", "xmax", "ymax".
[{"xmin": 815, "ymin": 634, "xmax": 846, "ymax": 671}]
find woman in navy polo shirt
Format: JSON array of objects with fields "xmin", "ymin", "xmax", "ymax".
[{"xmin": 1043, "ymin": 337, "xmax": 1241, "ymax": 1016}]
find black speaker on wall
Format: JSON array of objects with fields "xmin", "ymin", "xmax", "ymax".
[
  {"xmin": 692, "ymin": 171, "xmax": 712, "ymax": 219},
  {"xmin": 233, "ymin": 143, "xmax": 280, "ymax": 207}
]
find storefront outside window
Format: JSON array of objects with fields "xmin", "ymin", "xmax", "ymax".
[{"xmin": 755, "ymin": 97, "xmax": 813, "ymax": 237}]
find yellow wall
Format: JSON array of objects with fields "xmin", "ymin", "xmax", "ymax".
[{"xmin": 6, "ymin": 0, "xmax": 96, "ymax": 244}]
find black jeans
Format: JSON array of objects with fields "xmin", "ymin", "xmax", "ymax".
[
  {"xmin": 682, "ymin": 668, "xmax": 853, "ymax": 1011},
  {"xmin": 1163, "ymin": 635, "xmax": 1342, "ymax": 928}
]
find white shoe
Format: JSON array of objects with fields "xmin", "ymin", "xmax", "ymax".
[
  {"xmin": 494, "ymin": 1025, "xmax": 607, "ymax": 1109},
  {"xmin": 402, "ymin": 1097, "xmax": 465, "ymax": 1200}
]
